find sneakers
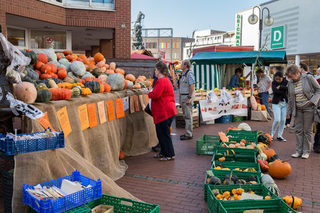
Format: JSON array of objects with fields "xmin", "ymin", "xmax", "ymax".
[
  {"xmin": 277, "ymin": 136, "xmax": 287, "ymax": 142},
  {"xmin": 153, "ymin": 153, "xmax": 163, "ymax": 158},
  {"xmin": 290, "ymin": 125, "xmax": 295, "ymax": 130},
  {"xmin": 291, "ymin": 152, "xmax": 302, "ymax": 158},
  {"xmin": 180, "ymin": 134, "xmax": 193, "ymax": 140},
  {"xmin": 301, "ymin": 153, "xmax": 310, "ymax": 159},
  {"xmin": 159, "ymin": 156, "xmax": 175, "ymax": 161}
]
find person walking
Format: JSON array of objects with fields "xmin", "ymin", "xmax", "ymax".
[
  {"xmin": 313, "ymin": 67, "xmax": 320, "ymax": 153},
  {"xmin": 271, "ymin": 72, "xmax": 288, "ymax": 142},
  {"xmin": 286, "ymin": 64, "xmax": 320, "ymax": 159},
  {"xmin": 256, "ymin": 69, "xmax": 272, "ymax": 116},
  {"xmin": 228, "ymin": 68, "xmax": 243, "ymax": 89},
  {"xmin": 179, "ymin": 59, "xmax": 195, "ymax": 140},
  {"xmin": 148, "ymin": 61, "xmax": 177, "ymax": 161}
]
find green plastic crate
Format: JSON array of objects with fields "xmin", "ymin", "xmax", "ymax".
[
  {"xmin": 196, "ymin": 135, "xmax": 221, "ymax": 155},
  {"xmin": 212, "ymin": 150, "xmax": 257, "ymax": 164},
  {"xmin": 215, "ymin": 146, "xmax": 258, "ymax": 157},
  {"xmin": 226, "ymin": 130, "xmax": 258, "ymax": 144},
  {"xmin": 207, "ymin": 184, "xmax": 280, "ymax": 213},
  {"xmin": 232, "ymin": 116, "xmax": 244, "ymax": 122},
  {"xmin": 217, "ymin": 199, "xmax": 297, "ymax": 213},
  {"xmin": 211, "ymin": 161, "xmax": 261, "ymax": 174},
  {"xmin": 204, "ymin": 169, "xmax": 261, "ymax": 202}
]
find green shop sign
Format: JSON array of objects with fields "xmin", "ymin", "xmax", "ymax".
[
  {"xmin": 271, "ymin": 26, "xmax": 285, "ymax": 49},
  {"xmin": 235, "ymin": 14, "xmax": 242, "ymax": 46}
]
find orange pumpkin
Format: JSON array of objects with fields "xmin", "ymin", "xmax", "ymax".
[
  {"xmin": 49, "ymin": 88, "xmax": 72, "ymax": 100},
  {"xmin": 110, "ymin": 62, "xmax": 116, "ymax": 70},
  {"xmin": 261, "ymin": 105, "xmax": 266, "ymax": 111},
  {"xmin": 218, "ymin": 132, "xmax": 229, "ymax": 142},
  {"xmin": 123, "ymin": 80, "xmax": 128, "ymax": 90},
  {"xmin": 66, "ymin": 55, "xmax": 75, "ymax": 62},
  {"xmin": 115, "ymin": 68, "xmax": 125, "ymax": 75},
  {"xmin": 38, "ymin": 53, "xmax": 48, "ymax": 64},
  {"xmin": 268, "ymin": 160, "xmax": 292, "ymax": 179},
  {"xmin": 262, "ymin": 148, "xmax": 276, "ymax": 160},
  {"xmin": 40, "ymin": 73, "xmax": 50, "ymax": 80},
  {"xmin": 104, "ymin": 83, "xmax": 111, "ymax": 92},
  {"xmin": 264, "ymin": 133, "xmax": 272, "ymax": 144},
  {"xmin": 41, "ymin": 64, "xmax": 52, "ymax": 74},
  {"xmin": 119, "ymin": 151, "xmax": 125, "ymax": 160},
  {"xmin": 35, "ymin": 60, "xmax": 44, "ymax": 70},
  {"xmin": 47, "ymin": 63, "xmax": 57, "ymax": 74},
  {"xmin": 57, "ymin": 67, "xmax": 67, "ymax": 79},
  {"xmin": 125, "ymin": 74, "xmax": 136, "ymax": 82},
  {"xmin": 63, "ymin": 50, "xmax": 72, "ymax": 56},
  {"xmin": 132, "ymin": 83, "xmax": 141, "ymax": 89},
  {"xmin": 106, "ymin": 69, "xmax": 115, "ymax": 74},
  {"xmin": 94, "ymin": 52, "xmax": 105, "ymax": 63},
  {"xmin": 99, "ymin": 82, "xmax": 104, "ymax": 93}
]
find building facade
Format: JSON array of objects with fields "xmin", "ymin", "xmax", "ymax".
[
  {"xmin": 0, "ymin": 0, "xmax": 131, "ymax": 58},
  {"xmin": 142, "ymin": 37, "xmax": 194, "ymax": 62}
]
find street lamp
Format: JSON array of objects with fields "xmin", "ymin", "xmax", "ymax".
[{"xmin": 248, "ymin": 6, "xmax": 274, "ymax": 49}]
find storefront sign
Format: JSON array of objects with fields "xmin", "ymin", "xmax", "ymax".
[
  {"xmin": 235, "ymin": 14, "xmax": 242, "ymax": 47},
  {"xmin": 271, "ymin": 26, "xmax": 285, "ymax": 49}
]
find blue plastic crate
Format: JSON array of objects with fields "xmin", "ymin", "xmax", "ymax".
[
  {"xmin": 0, "ymin": 129, "xmax": 64, "ymax": 155},
  {"xmin": 23, "ymin": 170, "xmax": 102, "ymax": 213},
  {"xmin": 215, "ymin": 115, "xmax": 233, "ymax": 123}
]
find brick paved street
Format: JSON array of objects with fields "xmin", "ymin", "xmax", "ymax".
[{"xmin": 117, "ymin": 120, "xmax": 320, "ymax": 213}]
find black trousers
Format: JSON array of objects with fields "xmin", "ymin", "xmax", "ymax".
[
  {"xmin": 155, "ymin": 116, "xmax": 175, "ymax": 157},
  {"xmin": 314, "ymin": 123, "xmax": 320, "ymax": 152},
  {"xmin": 285, "ymin": 114, "xmax": 292, "ymax": 125}
]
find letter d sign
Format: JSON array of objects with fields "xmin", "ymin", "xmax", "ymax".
[
  {"xmin": 274, "ymin": 31, "xmax": 281, "ymax": 42},
  {"xmin": 271, "ymin": 26, "xmax": 284, "ymax": 49}
]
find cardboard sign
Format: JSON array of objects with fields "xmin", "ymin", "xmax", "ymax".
[
  {"xmin": 145, "ymin": 94, "xmax": 149, "ymax": 103},
  {"xmin": 56, "ymin": 107, "xmax": 72, "ymax": 137},
  {"xmin": 37, "ymin": 112, "xmax": 55, "ymax": 131},
  {"xmin": 88, "ymin": 103, "xmax": 98, "ymax": 128},
  {"xmin": 106, "ymin": 100, "xmax": 115, "ymax": 121},
  {"xmin": 123, "ymin": 97, "xmax": 129, "ymax": 111},
  {"xmin": 115, "ymin": 98, "xmax": 125, "ymax": 119},
  {"xmin": 134, "ymin": 95, "xmax": 140, "ymax": 112},
  {"xmin": 129, "ymin": 96, "xmax": 135, "ymax": 114},
  {"xmin": 78, "ymin": 104, "xmax": 90, "ymax": 130},
  {"xmin": 139, "ymin": 95, "xmax": 146, "ymax": 109},
  {"xmin": 97, "ymin": 101, "xmax": 107, "ymax": 124}
]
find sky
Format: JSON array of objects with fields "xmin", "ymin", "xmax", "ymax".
[{"xmin": 132, "ymin": 0, "xmax": 266, "ymax": 37}]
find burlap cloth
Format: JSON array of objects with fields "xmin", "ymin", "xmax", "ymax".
[{"xmin": 12, "ymin": 90, "xmax": 158, "ymax": 212}]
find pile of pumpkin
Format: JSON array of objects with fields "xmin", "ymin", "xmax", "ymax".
[
  {"xmin": 213, "ymin": 165, "xmax": 257, "ymax": 173},
  {"xmin": 212, "ymin": 188, "xmax": 272, "ymax": 201},
  {"xmin": 13, "ymin": 49, "xmax": 152, "ymax": 104},
  {"xmin": 206, "ymin": 172, "xmax": 258, "ymax": 186}
]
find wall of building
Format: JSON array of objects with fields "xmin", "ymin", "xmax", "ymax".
[{"xmin": 0, "ymin": 0, "xmax": 131, "ymax": 58}]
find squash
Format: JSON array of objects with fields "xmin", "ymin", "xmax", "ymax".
[
  {"xmin": 106, "ymin": 69, "xmax": 115, "ymax": 75},
  {"xmin": 36, "ymin": 89, "xmax": 52, "ymax": 103},
  {"xmin": 84, "ymin": 81, "xmax": 100, "ymax": 93},
  {"xmin": 94, "ymin": 52, "xmax": 105, "ymax": 63},
  {"xmin": 91, "ymin": 68, "xmax": 101, "ymax": 78},
  {"xmin": 261, "ymin": 104, "xmax": 266, "ymax": 111},
  {"xmin": 58, "ymin": 82, "xmax": 74, "ymax": 89},
  {"xmin": 24, "ymin": 51, "xmax": 38, "ymax": 65},
  {"xmin": 115, "ymin": 68, "xmax": 125, "ymax": 75},
  {"xmin": 57, "ymin": 67, "xmax": 67, "ymax": 79},
  {"xmin": 282, "ymin": 196, "xmax": 302, "ymax": 210},
  {"xmin": 81, "ymin": 72, "xmax": 94, "ymax": 80},
  {"xmin": 126, "ymin": 80, "xmax": 133, "ymax": 89},
  {"xmin": 257, "ymin": 159, "xmax": 269, "ymax": 172},
  {"xmin": 99, "ymin": 82, "xmax": 104, "ymax": 93},
  {"xmin": 119, "ymin": 151, "xmax": 125, "ymax": 160},
  {"xmin": 63, "ymin": 50, "xmax": 72, "ymax": 56},
  {"xmin": 132, "ymin": 83, "xmax": 141, "ymax": 89},
  {"xmin": 110, "ymin": 62, "xmax": 116, "ymax": 70},
  {"xmin": 35, "ymin": 61, "xmax": 44, "ymax": 70},
  {"xmin": 107, "ymin": 73, "xmax": 125, "ymax": 91},
  {"xmin": 143, "ymin": 80, "xmax": 152, "ymax": 88},
  {"xmin": 71, "ymin": 86, "xmax": 81, "ymax": 97},
  {"xmin": 40, "ymin": 73, "xmax": 50, "ymax": 80},
  {"xmin": 64, "ymin": 76, "xmax": 76, "ymax": 84},
  {"xmin": 41, "ymin": 64, "xmax": 52, "ymax": 74},
  {"xmin": 262, "ymin": 148, "xmax": 276, "ymax": 160},
  {"xmin": 104, "ymin": 83, "xmax": 111, "ymax": 92},
  {"xmin": 48, "ymin": 79, "xmax": 58, "ymax": 88},
  {"xmin": 218, "ymin": 132, "xmax": 229, "ymax": 142},
  {"xmin": 123, "ymin": 80, "xmax": 128, "ymax": 90},
  {"xmin": 96, "ymin": 60, "xmax": 106, "ymax": 68},
  {"xmin": 56, "ymin": 53, "xmax": 64, "ymax": 60},
  {"xmin": 38, "ymin": 53, "xmax": 48, "ymax": 64},
  {"xmin": 81, "ymin": 87, "xmax": 92, "ymax": 95},
  {"xmin": 98, "ymin": 74, "xmax": 108, "ymax": 83},
  {"xmin": 125, "ymin": 74, "xmax": 136, "ymax": 82},
  {"xmin": 138, "ymin": 75, "xmax": 146, "ymax": 81},
  {"xmin": 70, "ymin": 61, "xmax": 86, "ymax": 77},
  {"xmin": 36, "ymin": 83, "xmax": 48, "ymax": 91},
  {"xmin": 49, "ymin": 88, "xmax": 72, "ymax": 100},
  {"xmin": 47, "ymin": 63, "xmax": 57, "ymax": 74},
  {"xmin": 268, "ymin": 160, "xmax": 292, "ymax": 179},
  {"xmin": 14, "ymin": 82, "xmax": 37, "ymax": 104},
  {"xmin": 264, "ymin": 133, "xmax": 272, "ymax": 144}
]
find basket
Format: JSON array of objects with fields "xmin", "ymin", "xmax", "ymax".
[
  {"xmin": 232, "ymin": 116, "xmax": 244, "ymax": 122},
  {"xmin": 215, "ymin": 146, "xmax": 258, "ymax": 158},
  {"xmin": 0, "ymin": 129, "xmax": 64, "ymax": 155},
  {"xmin": 207, "ymin": 184, "xmax": 280, "ymax": 213},
  {"xmin": 23, "ymin": 170, "xmax": 102, "ymax": 213},
  {"xmin": 204, "ymin": 169, "xmax": 261, "ymax": 202},
  {"xmin": 215, "ymin": 115, "xmax": 233, "ymax": 123},
  {"xmin": 196, "ymin": 135, "xmax": 220, "ymax": 155},
  {"xmin": 217, "ymin": 198, "xmax": 297, "ymax": 213},
  {"xmin": 212, "ymin": 149, "xmax": 257, "ymax": 164},
  {"xmin": 211, "ymin": 161, "xmax": 261, "ymax": 174},
  {"xmin": 226, "ymin": 130, "xmax": 258, "ymax": 143}
]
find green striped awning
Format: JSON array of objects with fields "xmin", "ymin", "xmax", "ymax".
[{"xmin": 192, "ymin": 64, "xmax": 224, "ymax": 90}]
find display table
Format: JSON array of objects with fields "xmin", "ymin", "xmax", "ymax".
[{"xmin": 11, "ymin": 90, "xmax": 158, "ymax": 212}]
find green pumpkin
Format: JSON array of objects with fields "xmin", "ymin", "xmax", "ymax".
[
  {"xmin": 50, "ymin": 77, "xmax": 63, "ymax": 84},
  {"xmin": 91, "ymin": 68, "xmax": 101, "ymax": 78},
  {"xmin": 36, "ymin": 83, "xmax": 48, "ymax": 91},
  {"xmin": 24, "ymin": 51, "xmax": 38, "ymax": 65},
  {"xmin": 36, "ymin": 89, "xmax": 52, "ymax": 103},
  {"xmin": 84, "ymin": 81, "xmax": 100, "ymax": 93},
  {"xmin": 36, "ymin": 79, "xmax": 49, "ymax": 88},
  {"xmin": 71, "ymin": 86, "xmax": 81, "ymax": 97}
]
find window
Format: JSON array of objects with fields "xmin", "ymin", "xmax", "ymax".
[
  {"xmin": 31, "ymin": 30, "xmax": 66, "ymax": 49},
  {"xmin": 7, "ymin": 27, "xmax": 26, "ymax": 47}
]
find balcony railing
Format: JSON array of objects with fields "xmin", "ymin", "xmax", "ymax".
[{"xmin": 40, "ymin": 0, "xmax": 115, "ymax": 11}]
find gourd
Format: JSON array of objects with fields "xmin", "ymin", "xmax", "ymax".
[
  {"xmin": 84, "ymin": 81, "xmax": 100, "ymax": 93},
  {"xmin": 107, "ymin": 73, "xmax": 125, "ymax": 91},
  {"xmin": 35, "ymin": 61, "xmax": 44, "ymax": 70},
  {"xmin": 261, "ymin": 174, "xmax": 280, "ymax": 196},
  {"xmin": 36, "ymin": 89, "xmax": 52, "ymax": 103},
  {"xmin": 59, "ymin": 59, "xmax": 71, "ymax": 71},
  {"xmin": 110, "ymin": 62, "xmax": 116, "ymax": 70},
  {"xmin": 261, "ymin": 104, "xmax": 266, "ymax": 111},
  {"xmin": 94, "ymin": 52, "xmax": 105, "ymax": 63},
  {"xmin": 282, "ymin": 196, "xmax": 302, "ymax": 210},
  {"xmin": 70, "ymin": 61, "xmax": 86, "ymax": 77},
  {"xmin": 58, "ymin": 82, "xmax": 73, "ymax": 89},
  {"xmin": 237, "ymin": 123, "xmax": 251, "ymax": 131},
  {"xmin": 48, "ymin": 79, "xmax": 58, "ymax": 88},
  {"xmin": 41, "ymin": 64, "xmax": 52, "ymax": 74},
  {"xmin": 81, "ymin": 87, "xmax": 92, "ymax": 95},
  {"xmin": 99, "ymin": 82, "xmax": 104, "ymax": 93},
  {"xmin": 257, "ymin": 159, "xmax": 269, "ymax": 172},
  {"xmin": 57, "ymin": 67, "xmax": 67, "ymax": 79},
  {"xmin": 132, "ymin": 83, "xmax": 141, "ymax": 89},
  {"xmin": 218, "ymin": 132, "xmax": 229, "ymax": 142},
  {"xmin": 24, "ymin": 51, "xmax": 38, "ymax": 65},
  {"xmin": 104, "ymin": 83, "xmax": 111, "ymax": 92},
  {"xmin": 63, "ymin": 50, "xmax": 71, "ymax": 56},
  {"xmin": 81, "ymin": 72, "xmax": 94, "ymax": 80},
  {"xmin": 268, "ymin": 160, "xmax": 292, "ymax": 179},
  {"xmin": 47, "ymin": 63, "xmax": 57, "ymax": 74},
  {"xmin": 38, "ymin": 53, "xmax": 48, "ymax": 64},
  {"xmin": 13, "ymin": 82, "xmax": 37, "ymax": 104},
  {"xmin": 49, "ymin": 88, "xmax": 72, "ymax": 100},
  {"xmin": 64, "ymin": 76, "xmax": 76, "ymax": 84},
  {"xmin": 119, "ymin": 151, "xmax": 125, "ymax": 160},
  {"xmin": 262, "ymin": 148, "xmax": 276, "ymax": 160},
  {"xmin": 98, "ymin": 74, "xmax": 108, "ymax": 83},
  {"xmin": 36, "ymin": 83, "xmax": 48, "ymax": 91},
  {"xmin": 115, "ymin": 68, "xmax": 125, "ymax": 75},
  {"xmin": 25, "ymin": 66, "xmax": 39, "ymax": 80},
  {"xmin": 71, "ymin": 86, "xmax": 81, "ymax": 97},
  {"xmin": 106, "ymin": 69, "xmax": 115, "ymax": 74},
  {"xmin": 126, "ymin": 80, "xmax": 133, "ymax": 89},
  {"xmin": 91, "ymin": 68, "xmax": 101, "ymax": 78},
  {"xmin": 125, "ymin": 74, "xmax": 136, "ymax": 82},
  {"xmin": 96, "ymin": 60, "xmax": 106, "ymax": 68}
]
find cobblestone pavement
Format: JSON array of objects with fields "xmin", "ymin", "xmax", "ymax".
[{"xmin": 117, "ymin": 120, "xmax": 320, "ymax": 213}]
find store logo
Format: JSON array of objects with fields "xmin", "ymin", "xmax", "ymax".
[
  {"xmin": 235, "ymin": 14, "xmax": 242, "ymax": 46},
  {"xmin": 271, "ymin": 26, "xmax": 285, "ymax": 49}
]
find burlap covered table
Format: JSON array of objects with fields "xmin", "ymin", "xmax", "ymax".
[{"xmin": 12, "ymin": 90, "xmax": 158, "ymax": 212}]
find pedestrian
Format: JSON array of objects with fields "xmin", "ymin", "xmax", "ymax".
[
  {"xmin": 300, "ymin": 63, "xmax": 312, "ymax": 75},
  {"xmin": 228, "ymin": 68, "xmax": 243, "ymax": 89},
  {"xmin": 256, "ymin": 68, "xmax": 272, "ymax": 116},
  {"xmin": 315, "ymin": 67, "xmax": 320, "ymax": 84},
  {"xmin": 148, "ymin": 61, "xmax": 177, "ymax": 161},
  {"xmin": 286, "ymin": 64, "xmax": 320, "ymax": 159},
  {"xmin": 313, "ymin": 67, "xmax": 320, "ymax": 153},
  {"xmin": 271, "ymin": 72, "xmax": 288, "ymax": 142},
  {"xmin": 179, "ymin": 59, "xmax": 195, "ymax": 140}
]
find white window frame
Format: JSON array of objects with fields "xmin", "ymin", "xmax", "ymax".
[
  {"xmin": 39, "ymin": 0, "xmax": 115, "ymax": 11},
  {"xmin": 6, "ymin": 26, "xmax": 28, "ymax": 49},
  {"xmin": 30, "ymin": 29, "xmax": 70, "ymax": 51}
]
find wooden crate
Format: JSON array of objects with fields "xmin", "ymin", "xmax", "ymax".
[{"xmin": 176, "ymin": 115, "xmax": 199, "ymax": 129}]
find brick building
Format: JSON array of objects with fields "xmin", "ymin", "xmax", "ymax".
[{"xmin": 0, "ymin": 0, "xmax": 131, "ymax": 58}]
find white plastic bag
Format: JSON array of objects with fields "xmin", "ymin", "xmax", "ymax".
[
  {"xmin": 206, "ymin": 91, "xmax": 219, "ymax": 103},
  {"xmin": 234, "ymin": 90, "xmax": 244, "ymax": 103},
  {"xmin": 219, "ymin": 88, "xmax": 233, "ymax": 104}
]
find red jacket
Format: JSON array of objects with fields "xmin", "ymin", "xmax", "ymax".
[{"xmin": 148, "ymin": 77, "xmax": 177, "ymax": 124}]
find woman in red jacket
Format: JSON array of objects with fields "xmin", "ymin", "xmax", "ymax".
[{"xmin": 148, "ymin": 61, "xmax": 177, "ymax": 161}]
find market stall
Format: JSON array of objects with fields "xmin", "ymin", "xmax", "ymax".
[
  {"xmin": 0, "ymin": 34, "xmax": 159, "ymax": 212},
  {"xmin": 190, "ymin": 51, "xmax": 287, "ymax": 123}
]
